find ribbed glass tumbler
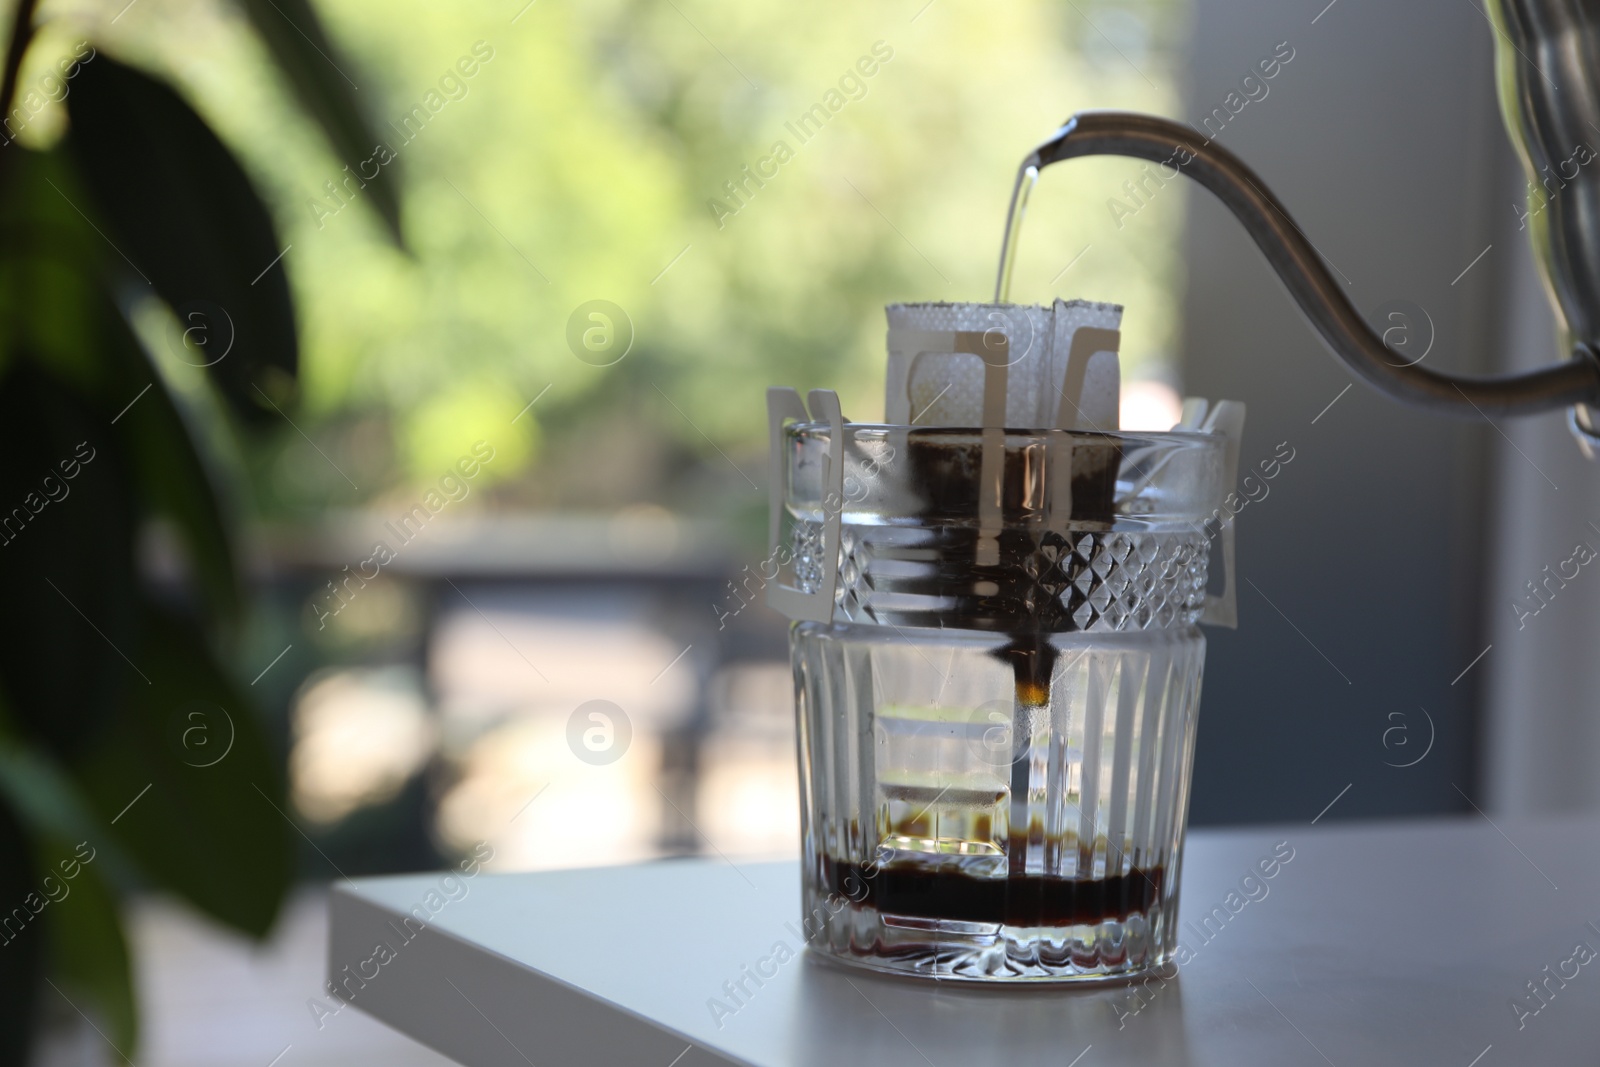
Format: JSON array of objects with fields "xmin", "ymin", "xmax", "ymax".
[{"xmin": 783, "ymin": 423, "xmax": 1230, "ymax": 982}]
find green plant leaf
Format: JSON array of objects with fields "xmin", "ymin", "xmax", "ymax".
[
  {"xmin": 0, "ymin": 357, "xmax": 140, "ymax": 760},
  {"xmin": 72, "ymin": 601, "xmax": 291, "ymax": 938},
  {"xmin": 233, "ymin": 0, "xmax": 404, "ymax": 245},
  {"xmin": 0, "ymin": 146, "xmax": 245, "ymax": 626},
  {"xmin": 0, "ymin": 731, "xmax": 111, "ymax": 853},
  {"xmin": 0, "ymin": 670, "xmax": 138, "ymax": 1056},
  {"xmin": 43, "ymin": 838, "xmax": 136, "ymax": 1055},
  {"xmin": 0, "ymin": 799, "xmax": 41, "ymax": 1065},
  {"xmin": 0, "ymin": 149, "xmax": 111, "ymax": 394},
  {"xmin": 66, "ymin": 55, "xmax": 299, "ymax": 423},
  {"xmin": 0, "ymin": 700, "xmax": 138, "ymax": 883},
  {"xmin": 104, "ymin": 305, "xmax": 244, "ymax": 626}
]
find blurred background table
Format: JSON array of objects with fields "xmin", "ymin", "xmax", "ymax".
[{"xmin": 329, "ymin": 815, "xmax": 1599, "ymax": 1066}]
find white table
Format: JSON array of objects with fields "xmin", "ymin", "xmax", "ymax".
[{"xmin": 329, "ymin": 815, "xmax": 1600, "ymax": 1065}]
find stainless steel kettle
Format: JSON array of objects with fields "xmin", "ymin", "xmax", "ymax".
[{"xmin": 1003, "ymin": 0, "xmax": 1600, "ymax": 455}]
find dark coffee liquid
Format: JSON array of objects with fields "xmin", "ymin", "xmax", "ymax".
[
  {"xmin": 840, "ymin": 432, "xmax": 1134, "ymax": 915},
  {"xmin": 821, "ymin": 852, "xmax": 1164, "ymax": 928},
  {"xmin": 900, "ymin": 429, "xmax": 1120, "ymax": 705}
]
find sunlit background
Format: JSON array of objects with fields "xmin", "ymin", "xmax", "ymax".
[
  {"xmin": 20, "ymin": 0, "xmax": 1192, "ymax": 1062},
  {"xmin": 27, "ymin": 0, "xmax": 1600, "ymax": 1061},
  {"xmin": 29, "ymin": 0, "xmax": 1189, "ymax": 878}
]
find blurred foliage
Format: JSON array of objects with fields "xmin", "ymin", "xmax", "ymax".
[
  {"xmin": 0, "ymin": 0, "xmax": 411, "ymax": 1056},
  {"xmin": 33, "ymin": 0, "xmax": 1189, "ymax": 528}
]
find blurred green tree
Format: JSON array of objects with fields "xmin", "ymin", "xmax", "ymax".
[{"xmin": 77, "ymin": 0, "xmax": 1186, "ymax": 524}]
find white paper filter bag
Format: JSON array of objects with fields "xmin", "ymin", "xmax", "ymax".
[{"xmin": 884, "ymin": 299, "xmax": 1123, "ymax": 430}]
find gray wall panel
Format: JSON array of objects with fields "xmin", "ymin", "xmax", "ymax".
[{"xmin": 1178, "ymin": 0, "xmax": 1507, "ymax": 824}]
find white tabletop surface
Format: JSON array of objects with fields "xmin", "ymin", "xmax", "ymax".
[{"xmin": 329, "ymin": 814, "xmax": 1600, "ymax": 1066}]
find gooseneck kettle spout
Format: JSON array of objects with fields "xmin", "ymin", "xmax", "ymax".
[{"xmin": 997, "ymin": 111, "xmax": 1600, "ymax": 427}]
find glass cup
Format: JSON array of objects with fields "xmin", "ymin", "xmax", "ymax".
[{"xmin": 777, "ymin": 420, "xmax": 1230, "ymax": 982}]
